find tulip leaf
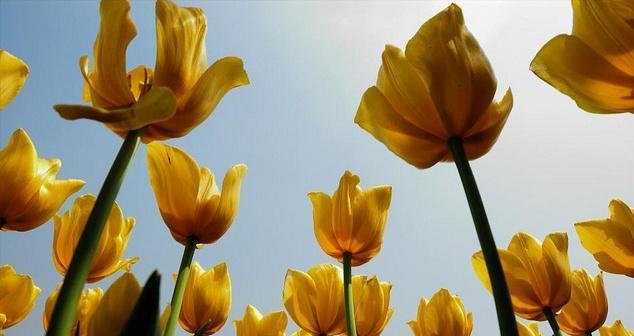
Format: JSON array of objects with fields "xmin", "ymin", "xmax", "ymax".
[{"xmin": 121, "ymin": 271, "xmax": 161, "ymax": 336}]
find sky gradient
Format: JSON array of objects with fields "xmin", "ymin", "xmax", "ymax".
[{"xmin": 1, "ymin": 0, "xmax": 633, "ymax": 335}]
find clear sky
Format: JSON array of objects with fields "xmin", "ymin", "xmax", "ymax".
[{"xmin": 1, "ymin": 1, "xmax": 633, "ymax": 335}]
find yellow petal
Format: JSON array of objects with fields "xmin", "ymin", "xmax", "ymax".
[
  {"xmin": 541, "ymin": 232, "xmax": 571, "ymax": 310},
  {"xmin": 0, "ymin": 265, "xmax": 40, "ymax": 329},
  {"xmin": 283, "ymin": 269, "xmax": 320, "ymax": 334},
  {"xmin": 89, "ymin": 272, "xmax": 141, "ymax": 336},
  {"xmin": 331, "ymin": 171, "xmax": 360, "ymax": 253},
  {"xmin": 307, "ymin": 264, "xmax": 346, "ymax": 335},
  {"xmin": 348, "ymin": 185, "xmax": 392, "ymax": 266},
  {"xmin": 530, "ymin": 34, "xmax": 634, "ymax": 114},
  {"xmin": 599, "ymin": 320, "xmax": 634, "ymax": 336},
  {"xmin": 145, "ymin": 56, "xmax": 249, "ymax": 141},
  {"xmin": 352, "ymin": 276, "xmax": 392, "ymax": 336},
  {"xmin": 0, "ymin": 50, "xmax": 29, "ymax": 111},
  {"xmin": 258, "ymin": 311, "xmax": 287, "ymax": 335},
  {"xmin": 308, "ymin": 192, "xmax": 341, "ymax": 260},
  {"xmin": 87, "ymin": 0, "xmax": 137, "ymax": 108},
  {"xmin": 572, "ymin": 0, "xmax": 634, "ymax": 76},
  {"xmin": 517, "ymin": 321, "xmax": 542, "ymax": 336},
  {"xmin": 43, "ymin": 283, "xmax": 103, "ymax": 336},
  {"xmin": 557, "ymin": 270, "xmax": 607, "ymax": 335},
  {"xmin": 55, "ymin": 86, "xmax": 177, "ymax": 134},
  {"xmin": 153, "ymin": 0, "xmax": 207, "ymax": 95},
  {"xmin": 404, "ymin": 4, "xmax": 497, "ymax": 136},
  {"xmin": 159, "ymin": 304, "xmax": 171, "ymax": 335},
  {"xmin": 355, "ymin": 86, "xmax": 446, "ymax": 169}
]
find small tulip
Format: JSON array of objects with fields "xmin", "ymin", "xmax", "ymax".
[
  {"xmin": 575, "ymin": 200, "xmax": 634, "ymax": 277},
  {"xmin": 517, "ymin": 321, "xmax": 541, "ymax": 336},
  {"xmin": 556, "ymin": 269, "xmax": 608, "ymax": 336},
  {"xmin": 179, "ymin": 262, "xmax": 231, "ymax": 335},
  {"xmin": 472, "ymin": 232, "xmax": 572, "ymax": 320},
  {"xmin": 355, "ymin": 4, "xmax": 512, "ymax": 169},
  {"xmin": 234, "ymin": 305, "xmax": 287, "ymax": 336},
  {"xmin": 147, "ymin": 142, "xmax": 247, "ymax": 246},
  {"xmin": 283, "ymin": 264, "xmax": 346, "ymax": 336},
  {"xmin": 43, "ymin": 283, "xmax": 103, "ymax": 336},
  {"xmin": 349, "ymin": 275, "xmax": 393, "ymax": 336},
  {"xmin": 88, "ymin": 272, "xmax": 141, "ymax": 336},
  {"xmin": 52, "ymin": 194, "xmax": 138, "ymax": 283},
  {"xmin": 308, "ymin": 171, "xmax": 391, "ymax": 266},
  {"xmin": 0, "ymin": 265, "xmax": 40, "ymax": 330},
  {"xmin": 54, "ymin": 0, "xmax": 249, "ymax": 142},
  {"xmin": 600, "ymin": 321, "xmax": 633, "ymax": 336},
  {"xmin": 0, "ymin": 49, "xmax": 29, "ymax": 110},
  {"xmin": 531, "ymin": 0, "xmax": 634, "ymax": 114},
  {"xmin": 0, "ymin": 129, "xmax": 84, "ymax": 232},
  {"xmin": 407, "ymin": 288, "xmax": 473, "ymax": 336}
]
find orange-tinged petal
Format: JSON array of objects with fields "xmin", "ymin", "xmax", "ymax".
[
  {"xmin": 0, "ymin": 50, "xmax": 29, "ymax": 111},
  {"xmin": 541, "ymin": 232, "xmax": 571, "ymax": 310},
  {"xmin": 43, "ymin": 283, "xmax": 103, "ymax": 336},
  {"xmin": 283, "ymin": 269, "xmax": 319, "ymax": 334},
  {"xmin": 517, "ymin": 321, "xmax": 542, "ymax": 336},
  {"xmin": 331, "ymin": 171, "xmax": 360, "ymax": 253},
  {"xmin": 404, "ymin": 4, "xmax": 497, "ymax": 136},
  {"xmin": 308, "ymin": 192, "xmax": 341, "ymax": 259},
  {"xmin": 146, "ymin": 56, "xmax": 249, "ymax": 141},
  {"xmin": 88, "ymin": 272, "xmax": 141, "ymax": 336},
  {"xmin": 307, "ymin": 264, "xmax": 346, "ymax": 335},
  {"xmin": 530, "ymin": 34, "xmax": 634, "ymax": 114},
  {"xmin": 0, "ymin": 265, "xmax": 40, "ymax": 329},
  {"xmin": 348, "ymin": 185, "xmax": 392, "ymax": 266},
  {"xmin": 557, "ymin": 270, "xmax": 607, "ymax": 336}
]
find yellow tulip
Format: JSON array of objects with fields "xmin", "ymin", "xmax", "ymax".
[
  {"xmin": 0, "ymin": 128, "xmax": 84, "ymax": 232},
  {"xmin": 43, "ymin": 283, "xmax": 103, "ymax": 336},
  {"xmin": 283, "ymin": 264, "xmax": 346, "ymax": 336},
  {"xmin": 179, "ymin": 262, "xmax": 231, "ymax": 334},
  {"xmin": 472, "ymin": 232, "xmax": 571, "ymax": 320},
  {"xmin": 355, "ymin": 3, "xmax": 512, "ymax": 169},
  {"xmin": 349, "ymin": 275, "xmax": 393, "ymax": 336},
  {"xmin": 407, "ymin": 288, "xmax": 473, "ymax": 336},
  {"xmin": 531, "ymin": 0, "xmax": 634, "ymax": 114},
  {"xmin": 146, "ymin": 142, "xmax": 247, "ymax": 245},
  {"xmin": 234, "ymin": 304, "xmax": 288, "ymax": 336},
  {"xmin": 308, "ymin": 171, "xmax": 392, "ymax": 266},
  {"xmin": 0, "ymin": 49, "xmax": 29, "ymax": 110},
  {"xmin": 575, "ymin": 200, "xmax": 634, "ymax": 277},
  {"xmin": 0, "ymin": 265, "xmax": 40, "ymax": 330},
  {"xmin": 289, "ymin": 331, "xmax": 312, "ymax": 336},
  {"xmin": 556, "ymin": 269, "xmax": 607, "ymax": 336},
  {"xmin": 600, "ymin": 321, "xmax": 634, "ymax": 336},
  {"xmin": 517, "ymin": 321, "xmax": 541, "ymax": 336},
  {"xmin": 54, "ymin": 0, "xmax": 249, "ymax": 142},
  {"xmin": 52, "ymin": 194, "xmax": 138, "ymax": 283},
  {"xmin": 88, "ymin": 272, "xmax": 141, "ymax": 336}
]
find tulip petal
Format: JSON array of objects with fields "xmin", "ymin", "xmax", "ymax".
[
  {"xmin": 542, "ymin": 232, "xmax": 571, "ymax": 309},
  {"xmin": 349, "ymin": 185, "xmax": 392, "ymax": 266},
  {"xmin": 283, "ymin": 269, "xmax": 320, "ymax": 334},
  {"xmin": 530, "ymin": 34, "xmax": 634, "ymax": 114},
  {"xmin": 0, "ymin": 265, "xmax": 40, "ymax": 328},
  {"xmin": 331, "ymin": 171, "xmax": 360, "ymax": 254},
  {"xmin": 404, "ymin": 4, "xmax": 497, "ymax": 135},
  {"xmin": 147, "ymin": 56, "xmax": 249, "ymax": 141},
  {"xmin": 0, "ymin": 50, "xmax": 29, "ymax": 111},
  {"xmin": 88, "ymin": 272, "xmax": 141, "ymax": 336},
  {"xmin": 258, "ymin": 311, "xmax": 287, "ymax": 335},
  {"xmin": 154, "ymin": 0, "xmax": 207, "ymax": 95},
  {"xmin": 575, "ymin": 219, "xmax": 634, "ymax": 277},
  {"xmin": 308, "ymin": 264, "xmax": 345, "ymax": 334},
  {"xmin": 308, "ymin": 192, "xmax": 341, "ymax": 259},
  {"xmin": 572, "ymin": 0, "xmax": 634, "ymax": 76},
  {"xmin": 189, "ymin": 262, "xmax": 231, "ymax": 334},
  {"xmin": 355, "ymin": 86, "xmax": 446, "ymax": 169},
  {"xmin": 507, "ymin": 233, "xmax": 550, "ymax": 305},
  {"xmin": 462, "ymin": 88, "xmax": 513, "ymax": 160}
]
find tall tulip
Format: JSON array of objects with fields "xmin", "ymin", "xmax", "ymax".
[
  {"xmin": 234, "ymin": 305, "xmax": 287, "ymax": 336},
  {"xmin": 407, "ymin": 288, "xmax": 472, "ymax": 336},
  {"xmin": 556, "ymin": 270, "xmax": 607, "ymax": 336},
  {"xmin": 531, "ymin": 0, "xmax": 634, "ymax": 114},
  {"xmin": 43, "ymin": 284, "xmax": 103, "ymax": 336},
  {"xmin": 0, "ymin": 129, "xmax": 84, "ymax": 232},
  {"xmin": 0, "ymin": 265, "xmax": 40, "ymax": 331},
  {"xmin": 0, "ymin": 49, "xmax": 29, "ymax": 111}
]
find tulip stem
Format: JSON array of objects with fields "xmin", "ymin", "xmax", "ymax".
[
  {"xmin": 164, "ymin": 236, "xmax": 198, "ymax": 336},
  {"xmin": 447, "ymin": 137, "xmax": 518, "ymax": 336},
  {"xmin": 46, "ymin": 128, "xmax": 144, "ymax": 336},
  {"xmin": 343, "ymin": 252, "xmax": 357, "ymax": 336},
  {"xmin": 544, "ymin": 307, "xmax": 561, "ymax": 336}
]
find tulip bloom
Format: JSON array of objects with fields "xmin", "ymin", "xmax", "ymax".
[
  {"xmin": 407, "ymin": 288, "xmax": 473, "ymax": 336},
  {"xmin": 54, "ymin": 0, "xmax": 249, "ymax": 142},
  {"xmin": 179, "ymin": 262, "xmax": 231, "ymax": 335},
  {"xmin": 0, "ymin": 265, "xmax": 40, "ymax": 331},
  {"xmin": 576, "ymin": 200, "xmax": 634, "ymax": 277},
  {"xmin": 556, "ymin": 269, "xmax": 607, "ymax": 336},
  {"xmin": 308, "ymin": 171, "xmax": 392, "ymax": 266},
  {"xmin": 88, "ymin": 272, "xmax": 141, "ymax": 336},
  {"xmin": 234, "ymin": 305, "xmax": 287, "ymax": 336},
  {"xmin": 600, "ymin": 321, "xmax": 633, "ymax": 336},
  {"xmin": 52, "ymin": 194, "xmax": 138, "ymax": 283},
  {"xmin": 0, "ymin": 49, "xmax": 28, "ymax": 110},
  {"xmin": 517, "ymin": 322, "xmax": 541, "ymax": 336},
  {"xmin": 43, "ymin": 284, "xmax": 103, "ymax": 336},
  {"xmin": 283, "ymin": 264, "xmax": 346, "ymax": 336},
  {"xmin": 472, "ymin": 232, "xmax": 572, "ymax": 320},
  {"xmin": 348, "ymin": 275, "xmax": 392, "ymax": 336},
  {"xmin": 531, "ymin": 0, "xmax": 634, "ymax": 114},
  {"xmin": 355, "ymin": 4, "xmax": 512, "ymax": 169},
  {"xmin": 0, "ymin": 128, "xmax": 84, "ymax": 232},
  {"xmin": 147, "ymin": 142, "xmax": 247, "ymax": 245}
]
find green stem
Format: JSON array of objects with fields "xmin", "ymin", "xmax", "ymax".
[
  {"xmin": 47, "ymin": 128, "xmax": 144, "ymax": 336},
  {"xmin": 163, "ymin": 236, "xmax": 198, "ymax": 336},
  {"xmin": 343, "ymin": 252, "xmax": 356, "ymax": 336},
  {"xmin": 544, "ymin": 307, "xmax": 561, "ymax": 336},
  {"xmin": 447, "ymin": 137, "xmax": 518, "ymax": 336}
]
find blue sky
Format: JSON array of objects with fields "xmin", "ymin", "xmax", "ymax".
[{"xmin": 1, "ymin": 1, "xmax": 633, "ymax": 335}]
